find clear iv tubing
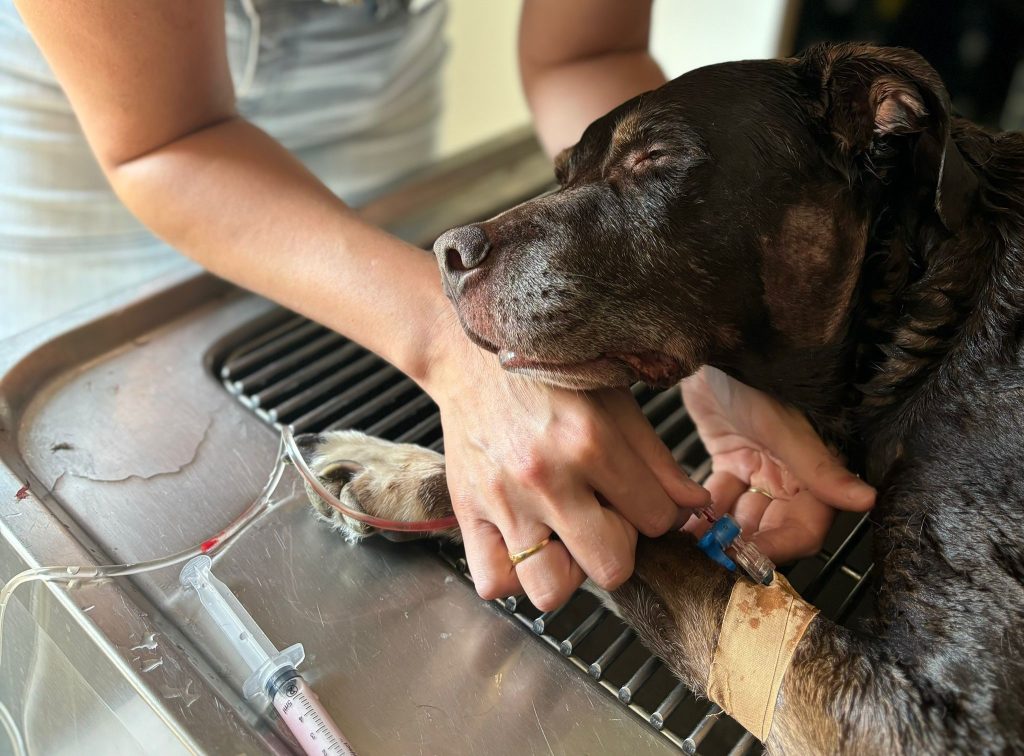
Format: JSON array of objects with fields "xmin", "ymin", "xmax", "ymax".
[
  {"xmin": 281, "ymin": 428, "xmax": 458, "ymax": 533},
  {"xmin": 0, "ymin": 433, "xmax": 290, "ymax": 671},
  {"xmin": 0, "ymin": 427, "xmax": 458, "ymax": 671}
]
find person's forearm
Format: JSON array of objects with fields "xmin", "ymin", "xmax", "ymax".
[
  {"xmin": 521, "ymin": 51, "xmax": 667, "ymax": 158},
  {"xmin": 108, "ymin": 116, "xmax": 454, "ymax": 385}
]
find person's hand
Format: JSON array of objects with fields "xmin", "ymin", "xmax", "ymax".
[
  {"xmin": 682, "ymin": 367, "xmax": 876, "ymax": 563},
  {"xmin": 423, "ymin": 331, "xmax": 710, "ymax": 611}
]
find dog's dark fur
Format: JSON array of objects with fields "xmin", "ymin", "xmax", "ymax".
[{"xmin": 301, "ymin": 44, "xmax": 1024, "ymax": 753}]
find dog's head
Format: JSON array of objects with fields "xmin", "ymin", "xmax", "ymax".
[{"xmin": 433, "ymin": 44, "xmax": 977, "ymax": 391}]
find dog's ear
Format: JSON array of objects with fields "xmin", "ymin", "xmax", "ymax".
[
  {"xmin": 553, "ymin": 145, "xmax": 573, "ymax": 185},
  {"xmin": 801, "ymin": 44, "xmax": 977, "ymax": 232}
]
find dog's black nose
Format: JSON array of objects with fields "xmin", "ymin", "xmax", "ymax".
[{"xmin": 434, "ymin": 225, "xmax": 492, "ymax": 284}]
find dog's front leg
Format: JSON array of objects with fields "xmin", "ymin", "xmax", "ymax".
[
  {"xmin": 297, "ymin": 431, "xmax": 931, "ymax": 754},
  {"xmin": 604, "ymin": 533, "xmax": 940, "ymax": 755}
]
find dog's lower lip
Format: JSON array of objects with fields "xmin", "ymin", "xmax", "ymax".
[
  {"xmin": 498, "ymin": 350, "xmax": 527, "ymax": 368},
  {"xmin": 498, "ymin": 350, "xmax": 626, "ymax": 372},
  {"xmin": 498, "ymin": 350, "xmax": 579, "ymax": 371},
  {"xmin": 499, "ymin": 349, "xmax": 681, "ymax": 385},
  {"xmin": 499, "ymin": 351, "xmax": 634, "ymax": 389},
  {"xmin": 499, "ymin": 350, "xmax": 621, "ymax": 381}
]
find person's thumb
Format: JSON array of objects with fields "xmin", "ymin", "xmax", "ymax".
[{"xmin": 766, "ymin": 408, "xmax": 875, "ymax": 512}]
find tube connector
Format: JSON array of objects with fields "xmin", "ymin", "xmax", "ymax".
[
  {"xmin": 696, "ymin": 514, "xmax": 775, "ymax": 585},
  {"xmin": 697, "ymin": 515, "xmax": 741, "ymax": 571}
]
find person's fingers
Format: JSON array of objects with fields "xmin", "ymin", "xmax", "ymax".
[
  {"xmin": 697, "ymin": 368, "xmax": 874, "ymax": 512},
  {"xmin": 548, "ymin": 497, "xmax": 637, "ymax": 593},
  {"xmin": 589, "ymin": 434, "xmax": 689, "ymax": 537},
  {"xmin": 752, "ymin": 491, "xmax": 835, "ymax": 562},
  {"xmin": 460, "ymin": 518, "xmax": 523, "ymax": 600},
  {"xmin": 464, "ymin": 507, "xmax": 587, "ymax": 611},
  {"xmin": 758, "ymin": 405, "xmax": 876, "ymax": 512},
  {"xmin": 511, "ymin": 528, "xmax": 585, "ymax": 612},
  {"xmin": 684, "ymin": 470, "xmax": 746, "ymax": 538},
  {"xmin": 601, "ymin": 388, "xmax": 711, "ymax": 509},
  {"xmin": 749, "ymin": 526, "xmax": 820, "ymax": 564},
  {"xmin": 680, "ymin": 370, "xmax": 735, "ymax": 442},
  {"xmin": 703, "ymin": 471, "xmax": 748, "ymax": 515},
  {"xmin": 732, "ymin": 488, "xmax": 774, "ymax": 535}
]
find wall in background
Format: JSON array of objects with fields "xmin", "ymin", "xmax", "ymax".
[{"xmin": 439, "ymin": 0, "xmax": 788, "ymax": 157}]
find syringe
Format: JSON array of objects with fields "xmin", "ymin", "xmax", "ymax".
[{"xmin": 180, "ymin": 555, "xmax": 356, "ymax": 756}]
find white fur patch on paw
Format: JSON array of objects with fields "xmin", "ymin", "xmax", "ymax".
[{"xmin": 301, "ymin": 430, "xmax": 445, "ymax": 542}]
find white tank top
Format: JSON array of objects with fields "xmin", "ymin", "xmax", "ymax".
[{"xmin": 0, "ymin": 0, "xmax": 447, "ymax": 338}]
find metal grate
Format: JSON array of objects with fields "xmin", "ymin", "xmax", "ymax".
[{"xmin": 213, "ymin": 309, "xmax": 876, "ymax": 756}]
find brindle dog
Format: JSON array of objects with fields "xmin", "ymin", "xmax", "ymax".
[{"xmin": 299, "ymin": 44, "xmax": 1024, "ymax": 752}]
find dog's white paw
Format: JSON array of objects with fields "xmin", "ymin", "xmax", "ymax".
[{"xmin": 295, "ymin": 430, "xmax": 455, "ymax": 543}]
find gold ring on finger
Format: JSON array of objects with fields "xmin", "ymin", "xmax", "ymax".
[
  {"xmin": 509, "ymin": 537, "xmax": 551, "ymax": 567},
  {"xmin": 747, "ymin": 486, "xmax": 774, "ymax": 500}
]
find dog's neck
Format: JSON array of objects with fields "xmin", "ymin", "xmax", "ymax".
[
  {"xmin": 854, "ymin": 125, "xmax": 1024, "ymax": 474},
  {"xmin": 723, "ymin": 124, "xmax": 1024, "ymax": 482}
]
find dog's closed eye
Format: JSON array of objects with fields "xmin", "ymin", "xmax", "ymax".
[
  {"xmin": 624, "ymin": 143, "xmax": 709, "ymax": 177},
  {"xmin": 627, "ymin": 147, "xmax": 671, "ymax": 172}
]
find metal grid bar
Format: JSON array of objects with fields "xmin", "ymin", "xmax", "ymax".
[
  {"xmin": 219, "ymin": 313, "xmax": 309, "ymax": 381},
  {"xmin": 365, "ymin": 393, "xmax": 436, "ymax": 437},
  {"xmin": 651, "ymin": 683, "xmax": 689, "ymax": 730},
  {"xmin": 395, "ymin": 413, "xmax": 442, "ymax": 445},
  {"xmin": 727, "ymin": 733, "xmax": 758, "ymax": 756},
  {"xmin": 325, "ymin": 377, "xmax": 422, "ymax": 431},
  {"xmin": 619, "ymin": 655, "xmax": 662, "ymax": 704},
  {"xmin": 589, "ymin": 627, "xmax": 634, "ymax": 680},
  {"xmin": 681, "ymin": 704, "xmax": 722, "ymax": 748},
  {"xmin": 212, "ymin": 314, "xmax": 877, "ymax": 755},
  {"xmin": 231, "ymin": 330, "xmax": 345, "ymax": 395},
  {"xmin": 289, "ymin": 364, "xmax": 401, "ymax": 432},
  {"xmin": 559, "ymin": 606, "xmax": 607, "ymax": 656},
  {"xmin": 268, "ymin": 353, "xmax": 383, "ymax": 423},
  {"xmin": 251, "ymin": 341, "xmax": 364, "ymax": 409},
  {"xmin": 222, "ymin": 319, "xmax": 324, "ymax": 387}
]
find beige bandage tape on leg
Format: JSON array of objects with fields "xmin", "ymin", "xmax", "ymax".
[{"xmin": 707, "ymin": 573, "xmax": 819, "ymax": 741}]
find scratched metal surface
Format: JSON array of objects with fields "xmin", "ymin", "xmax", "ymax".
[
  {"xmin": 0, "ymin": 274, "xmax": 285, "ymax": 755},
  {"xmin": 4, "ymin": 277, "xmax": 679, "ymax": 754},
  {"xmin": 0, "ymin": 129, "xmax": 682, "ymax": 754}
]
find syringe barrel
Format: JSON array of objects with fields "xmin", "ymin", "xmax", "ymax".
[
  {"xmin": 179, "ymin": 556, "xmax": 353, "ymax": 752},
  {"xmin": 180, "ymin": 555, "xmax": 276, "ymax": 672},
  {"xmin": 180, "ymin": 556, "xmax": 306, "ymax": 700},
  {"xmin": 272, "ymin": 671, "xmax": 357, "ymax": 756}
]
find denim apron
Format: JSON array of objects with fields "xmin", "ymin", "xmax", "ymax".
[{"xmin": 0, "ymin": 0, "xmax": 447, "ymax": 339}]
